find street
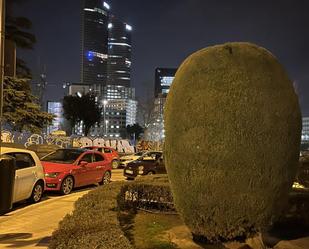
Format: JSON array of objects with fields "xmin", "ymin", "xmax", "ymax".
[{"xmin": 0, "ymin": 169, "xmax": 126, "ymax": 249}]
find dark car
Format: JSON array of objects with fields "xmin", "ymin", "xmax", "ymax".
[
  {"xmin": 123, "ymin": 151, "xmax": 165, "ymax": 180},
  {"xmin": 293, "ymin": 154, "xmax": 309, "ymax": 191}
]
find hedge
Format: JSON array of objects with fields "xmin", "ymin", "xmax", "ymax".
[
  {"xmin": 164, "ymin": 42, "xmax": 302, "ymax": 242},
  {"xmin": 49, "ymin": 182, "xmax": 134, "ymax": 249},
  {"xmin": 49, "ymin": 175, "xmax": 174, "ymax": 249},
  {"xmin": 120, "ymin": 175, "xmax": 174, "ymax": 212}
]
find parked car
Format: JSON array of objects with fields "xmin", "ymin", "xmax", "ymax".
[
  {"xmin": 41, "ymin": 148, "xmax": 112, "ymax": 195},
  {"xmin": 293, "ymin": 155, "xmax": 309, "ymax": 191},
  {"xmin": 1, "ymin": 147, "xmax": 45, "ymax": 204},
  {"xmin": 119, "ymin": 151, "xmax": 147, "ymax": 168},
  {"xmin": 123, "ymin": 151, "xmax": 165, "ymax": 180},
  {"xmin": 84, "ymin": 146, "xmax": 120, "ymax": 169}
]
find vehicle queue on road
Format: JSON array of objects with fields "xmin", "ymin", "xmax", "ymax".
[{"xmin": 0, "ymin": 145, "xmax": 167, "ymax": 213}]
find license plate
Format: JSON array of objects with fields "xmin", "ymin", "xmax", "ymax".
[{"xmin": 125, "ymin": 170, "xmax": 133, "ymax": 174}]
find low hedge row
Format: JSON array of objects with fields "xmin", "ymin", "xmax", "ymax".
[
  {"xmin": 49, "ymin": 175, "xmax": 174, "ymax": 249},
  {"xmin": 49, "ymin": 182, "xmax": 134, "ymax": 249},
  {"xmin": 120, "ymin": 175, "xmax": 174, "ymax": 212}
]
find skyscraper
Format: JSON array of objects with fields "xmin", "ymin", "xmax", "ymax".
[
  {"xmin": 81, "ymin": 0, "xmax": 110, "ymax": 89},
  {"xmin": 154, "ymin": 68, "xmax": 177, "ymax": 97},
  {"xmin": 107, "ymin": 15, "xmax": 132, "ymax": 88},
  {"xmin": 79, "ymin": 1, "xmax": 137, "ymax": 137}
]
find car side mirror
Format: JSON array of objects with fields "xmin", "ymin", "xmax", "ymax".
[{"xmin": 79, "ymin": 161, "xmax": 88, "ymax": 167}]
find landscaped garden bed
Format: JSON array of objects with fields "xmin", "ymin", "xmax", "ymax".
[{"xmin": 49, "ymin": 174, "xmax": 309, "ymax": 249}]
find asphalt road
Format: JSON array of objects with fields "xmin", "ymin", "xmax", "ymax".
[{"xmin": 0, "ymin": 169, "xmax": 126, "ymax": 249}]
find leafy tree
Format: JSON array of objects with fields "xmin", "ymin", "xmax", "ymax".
[
  {"xmin": 62, "ymin": 94, "xmax": 101, "ymax": 136},
  {"xmin": 3, "ymin": 77, "xmax": 54, "ymax": 133},
  {"xmin": 79, "ymin": 94, "xmax": 101, "ymax": 136},
  {"xmin": 62, "ymin": 95, "xmax": 80, "ymax": 134},
  {"xmin": 6, "ymin": 0, "xmax": 36, "ymax": 78},
  {"xmin": 137, "ymin": 97, "xmax": 154, "ymax": 128},
  {"xmin": 126, "ymin": 124, "xmax": 144, "ymax": 141}
]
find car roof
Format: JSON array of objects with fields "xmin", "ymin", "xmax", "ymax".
[
  {"xmin": 84, "ymin": 146, "xmax": 114, "ymax": 149},
  {"xmin": 58, "ymin": 148, "xmax": 87, "ymax": 152},
  {"xmin": 0, "ymin": 147, "xmax": 35, "ymax": 154}
]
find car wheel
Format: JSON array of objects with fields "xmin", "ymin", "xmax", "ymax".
[
  {"xmin": 99, "ymin": 171, "xmax": 111, "ymax": 185},
  {"xmin": 60, "ymin": 176, "xmax": 74, "ymax": 195},
  {"xmin": 147, "ymin": 171, "xmax": 155, "ymax": 175},
  {"xmin": 111, "ymin": 160, "xmax": 119, "ymax": 169},
  {"xmin": 29, "ymin": 182, "xmax": 43, "ymax": 203}
]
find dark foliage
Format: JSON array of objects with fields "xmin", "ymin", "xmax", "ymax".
[
  {"xmin": 62, "ymin": 93, "xmax": 101, "ymax": 136},
  {"xmin": 49, "ymin": 175, "xmax": 174, "ymax": 248},
  {"xmin": 126, "ymin": 123, "xmax": 144, "ymax": 140},
  {"xmin": 164, "ymin": 42, "xmax": 302, "ymax": 242},
  {"xmin": 3, "ymin": 77, "xmax": 54, "ymax": 133},
  {"xmin": 5, "ymin": 0, "xmax": 36, "ymax": 78},
  {"xmin": 49, "ymin": 182, "xmax": 134, "ymax": 249}
]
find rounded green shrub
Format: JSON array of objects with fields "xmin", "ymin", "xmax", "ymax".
[{"xmin": 164, "ymin": 42, "xmax": 302, "ymax": 242}]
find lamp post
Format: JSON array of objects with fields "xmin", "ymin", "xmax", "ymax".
[
  {"xmin": 0, "ymin": 0, "xmax": 5, "ymax": 154},
  {"xmin": 103, "ymin": 100, "xmax": 108, "ymax": 136}
]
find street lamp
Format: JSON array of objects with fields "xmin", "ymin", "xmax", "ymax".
[
  {"xmin": 105, "ymin": 120, "xmax": 108, "ymax": 136},
  {"xmin": 103, "ymin": 100, "xmax": 108, "ymax": 136}
]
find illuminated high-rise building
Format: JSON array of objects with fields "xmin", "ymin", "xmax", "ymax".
[
  {"xmin": 81, "ymin": 0, "xmax": 110, "ymax": 90},
  {"xmin": 79, "ymin": 1, "xmax": 137, "ymax": 137},
  {"xmin": 154, "ymin": 68, "xmax": 177, "ymax": 97},
  {"xmin": 107, "ymin": 15, "xmax": 132, "ymax": 88}
]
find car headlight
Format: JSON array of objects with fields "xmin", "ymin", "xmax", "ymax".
[
  {"xmin": 138, "ymin": 166, "xmax": 144, "ymax": 171},
  {"xmin": 45, "ymin": 172, "xmax": 60, "ymax": 178}
]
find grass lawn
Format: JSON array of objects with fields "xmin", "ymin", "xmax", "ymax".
[{"xmin": 132, "ymin": 211, "xmax": 183, "ymax": 249}]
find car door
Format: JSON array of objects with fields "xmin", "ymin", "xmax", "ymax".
[
  {"xmin": 93, "ymin": 153, "xmax": 108, "ymax": 182},
  {"xmin": 7, "ymin": 152, "xmax": 37, "ymax": 202},
  {"xmin": 77, "ymin": 152, "xmax": 97, "ymax": 185},
  {"xmin": 102, "ymin": 148, "xmax": 113, "ymax": 162}
]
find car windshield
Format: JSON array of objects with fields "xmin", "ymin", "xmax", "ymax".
[
  {"xmin": 141, "ymin": 152, "xmax": 161, "ymax": 161},
  {"xmin": 41, "ymin": 149, "xmax": 83, "ymax": 164}
]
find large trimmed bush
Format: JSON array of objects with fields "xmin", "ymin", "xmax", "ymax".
[{"xmin": 164, "ymin": 42, "xmax": 302, "ymax": 242}]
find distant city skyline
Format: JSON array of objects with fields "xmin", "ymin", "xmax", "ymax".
[{"xmin": 13, "ymin": 0, "xmax": 309, "ymax": 115}]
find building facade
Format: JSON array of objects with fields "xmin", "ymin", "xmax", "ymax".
[
  {"xmin": 154, "ymin": 68, "xmax": 177, "ymax": 97},
  {"xmin": 302, "ymin": 117, "xmax": 309, "ymax": 142},
  {"xmin": 102, "ymin": 85, "xmax": 135, "ymax": 99},
  {"xmin": 143, "ymin": 94, "xmax": 166, "ymax": 141},
  {"xmin": 144, "ymin": 68, "xmax": 177, "ymax": 141},
  {"xmin": 81, "ymin": 0, "xmax": 110, "ymax": 89},
  {"xmin": 47, "ymin": 101, "xmax": 64, "ymax": 134},
  {"xmin": 79, "ymin": 1, "xmax": 136, "ymax": 138},
  {"xmin": 107, "ymin": 15, "xmax": 132, "ymax": 88}
]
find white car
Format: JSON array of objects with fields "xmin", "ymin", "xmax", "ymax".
[
  {"xmin": 1, "ymin": 147, "xmax": 45, "ymax": 204},
  {"xmin": 119, "ymin": 151, "xmax": 158, "ymax": 167}
]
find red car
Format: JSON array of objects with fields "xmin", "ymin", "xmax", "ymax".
[
  {"xmin": 84, "ymin": 146, "xmax": 120, "ymax": 169},
  {"xmin": 41, "ymin": 148, "xmax": 112, "ymax": 195}
]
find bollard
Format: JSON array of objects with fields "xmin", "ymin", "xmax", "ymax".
[{"xmin": 0, "ymin": 155, "xmax": 16, "ymax": 215}]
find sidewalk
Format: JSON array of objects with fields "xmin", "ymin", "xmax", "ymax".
[{"xmin": 0, "ymin": 190, "xmax": 90, "ymax": 249}]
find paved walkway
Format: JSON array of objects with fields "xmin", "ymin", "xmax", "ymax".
[
  {"xmin": 0, "ymin": 190, "xmax": 89, "ymax": 249},
  {"xmin": 0, "ymin": 169, "xmax": 125, "ymax": 249}
]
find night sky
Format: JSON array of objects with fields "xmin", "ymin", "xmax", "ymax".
[{"xmin": 13, "ymin": 0, "xmax": 309, "ymax": 115}]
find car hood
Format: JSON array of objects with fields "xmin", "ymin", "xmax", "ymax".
[
  {"xmin": 121, "ymin": 155, "xmax": 138, "ymax": 160},
  {"xmin": 42, "ymin": 161, "xmax": 74, "ymax": 173},
  {"xmin": 126, "ymin": 160, "xmax": 144, "ymax": 168}
]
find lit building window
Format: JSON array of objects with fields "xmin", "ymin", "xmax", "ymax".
[
  {"xmin": 125, "ymin": 24, "xmax": 132, "ymax": 31},
  {"xmin": 103, "ymin": 2, "xmax": 110, "ymax": 10}
]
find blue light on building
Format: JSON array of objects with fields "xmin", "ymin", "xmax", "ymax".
[{"xmin": 87, "ymin": 51, "xmax": 94, "ymax": 61}]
